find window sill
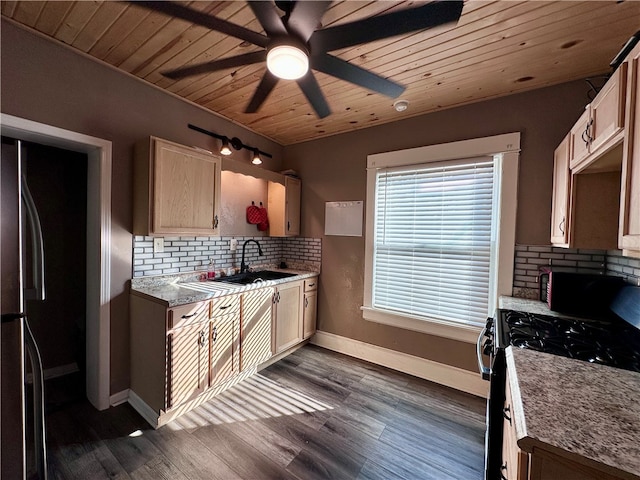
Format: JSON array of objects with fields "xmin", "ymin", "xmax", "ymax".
[{"xmin": 361, "ymin": 306, "xmax": 482, "ymax": 344}]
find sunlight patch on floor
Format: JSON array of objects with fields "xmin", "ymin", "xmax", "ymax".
[{"xmin": 169, "ymin": 373, "xmax": 333, "ymax": 429}]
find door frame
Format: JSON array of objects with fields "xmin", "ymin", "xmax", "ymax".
[{"xmin": 1, "ymin": 113, "xmax": 111, "ymax": 410}]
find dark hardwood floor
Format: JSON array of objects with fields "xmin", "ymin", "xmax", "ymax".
[{"xmin": 45, "ymin": 344, "xmax": 487, "ymax": 480}]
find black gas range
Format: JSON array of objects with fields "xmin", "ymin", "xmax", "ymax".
[{"xmin": 479, "ymin": 285, "xmax": 640, "ymax": 480}]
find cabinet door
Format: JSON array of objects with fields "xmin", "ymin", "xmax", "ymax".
[
  {"xmin": 619, "ymin": 44, "xmax": 640, "ymax": 254},
  {"xmin": 209, "ymin": 314, "xmax": 237, "ymax": 387},
  {"xmin": 153, "ymin": 138, "xmax": 221, "ymax": 235},
  {"xmin": 241, "ymin": 288, "xmax": 274, "ymax": 371},
  {"xmin": 167, "ymin": 322, "xmax": 208, "ymax": 409},
  {"xmin": 303, "ymin": 291, "xmax": 317, "ymax": 339},
  {"xmin": 285, "ymin": 176, "xmax": 301, "ymax": 236},
  {"xmin": 590, "ymin": 64, "xmax": 627, "ymax": 155},
  {"xmin": 274, "ymin": 282, "xmax": 303, "ymax": 354},
  {"xmin": 550, "ymin": 136, "xmax": 570, "ymax": 246},
  {"xmin": 502, "ymin": 372, "xmax": 529, "ymax": 480},
  {"xmin": 569, "ymin": 108, "xmax": 592, "ymax": 170}
]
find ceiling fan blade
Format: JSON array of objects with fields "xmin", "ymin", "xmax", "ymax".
[
  {"xmin": 132, "ymin": 1, "xmax": 269, "ymax": 48},
  {"xmin": 248, "ymin": 1, "xmax": 287, "ymax": 37},
  {"xmin": 311, "ymin": 53, "xmax": 405, "ymax": 98},
  {"xmin": 297, "ymin": 72, "xmax": 331, "ymax": 119},
  {"xmin": 245, "ymin": 71, "xmax": 279, "ymax": 113},
  {"xmin": 310, "ymin": 1, "xmax": 463, "ymax": 53},
  {"xmin": 287, "ymin": 1, "xmax": 332, "ymax": 43},
  {"xmin": 163, "ymin": 51, "xmax": 267, "ymax": 79}
]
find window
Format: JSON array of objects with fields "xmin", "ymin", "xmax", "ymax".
[{"xmin": 362, "ymin": 133, "xmax": 520, "ymax": 343}]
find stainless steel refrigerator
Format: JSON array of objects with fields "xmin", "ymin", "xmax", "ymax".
[{"xmin": 1, "ymin": 137, "xmax": 48, "ymax": 480}]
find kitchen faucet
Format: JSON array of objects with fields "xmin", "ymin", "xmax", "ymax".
[{"xmin": 240, "ymin": 239, "xmax": 263, "ymax": 273}]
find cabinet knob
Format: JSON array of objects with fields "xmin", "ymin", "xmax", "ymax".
[
  {"xmin": 305, "ymin": 297, "xmax": 309, "ymax": 308},
  {"xmin": 213, "ymin": 215, "xmax": 219, "ymax": 229},
  {"xmin": 212, "ymin": 326, "xmax": 218, "ymax": 343},
  {"xmin": 198, "ymin": 330, "xmax": 206, "ymax": 347}
]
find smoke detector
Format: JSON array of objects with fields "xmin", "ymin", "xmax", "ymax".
[{"xmin": 393, "ymin": 99, "xmax": 409, "ymax": 112}]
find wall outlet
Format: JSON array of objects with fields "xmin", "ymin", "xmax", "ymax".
[
  {"xmin": 230, "ymin": 238, "xmax": 238, "ymax": 252},
  {"xmin": 153, "ymin": 237, "xmax": 164, "ymax": 254}
]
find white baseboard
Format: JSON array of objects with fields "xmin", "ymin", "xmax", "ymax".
[
  {"xmin": 310, "ymin": 331, "xmax": 488, "ymax": 398},
  {"xmin": 128, "ymin": 390, "xmax": 159, "ymax": 428},
  {"xmin": 110, "ymin": 389, "xmax": 129, "ymax": 407}
]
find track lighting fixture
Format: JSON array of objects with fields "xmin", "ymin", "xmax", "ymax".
[
  {"xmin": 251, "ymin": 149, "xmax": 262, "ymax": 165},
  {"xmin": 220, "ymin": 137, "xmax": 232, "ymax": 156},
  {"xmin": 188, "ymin": 124, "xmax": 272, "ymax": 164}
]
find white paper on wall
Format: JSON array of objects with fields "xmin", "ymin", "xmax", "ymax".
[{"xmin": 324, "ymin": 201, "xmax": 363, "ymax": 237}]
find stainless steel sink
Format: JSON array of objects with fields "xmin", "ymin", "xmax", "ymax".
[{"xmin": 214, "ymin": 270, "xmax": 297, "ymax": 285}]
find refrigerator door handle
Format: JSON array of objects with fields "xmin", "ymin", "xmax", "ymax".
[{"xmin": 21, "ymin": 176, "xmax": 46, "ymax": 301}]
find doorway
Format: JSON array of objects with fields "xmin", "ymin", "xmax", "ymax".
[
  {"xmin": 22, "ymin": 141, "xmax": 88, "ymax": 404},
  {"xmin": 1, "ymin": 113, "xmax": 112, "ymax": 410}
]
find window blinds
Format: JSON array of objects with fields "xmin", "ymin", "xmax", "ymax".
[{"xmin": 373, "ymin": 158, "xmax": 495, "ymax": 327}]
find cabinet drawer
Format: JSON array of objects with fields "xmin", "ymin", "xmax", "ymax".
[
  {"xmin": 211, "ymin": 295, "xmax": 240, "ymax": 318},
  {"xmin": 169, "ymin": 301, "xmax": 210, "ymax": 330},
  {"xmin": 304, "ymin": 277, "xmax": 318, "ymax": 292}
]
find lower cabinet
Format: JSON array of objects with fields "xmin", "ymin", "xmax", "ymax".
[
  {"xmin": 274, "ymin": 281, "xmax": 304, "ymax": 354},
  {"xmin": 303, "ymin": 278, "xmax": 318, "ymax": 339},
  {"xmin": 504, "ymin": 368, "xmax": 628, "ymax": 480},
  {"xmin": 167, "ymin": 321, "xmax": 209, "ymax": 409},
  {"xmin": 502, "ymin": 371, "xmax": 529, "ymax": 480},
  {"xmin": 130, "ymin": 274, "xmax": 318, "ymax": 428},
  {"xmin": 240, "ymin": 287, "xmax": 274, "ymax": 371}
]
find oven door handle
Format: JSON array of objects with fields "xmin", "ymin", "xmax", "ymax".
[{"xmin": 477, "ymin": 325, "xmax": 491, "ymax": 381}]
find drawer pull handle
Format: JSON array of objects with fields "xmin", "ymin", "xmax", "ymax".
[
  {"xmin": 198, "ymin": 330, "xmax": 206, "ymax": 347},
  {"xmin": 212, "ymin": 326, "xmax": 217, "ymax": 343},
  {"xmin": 503, "ymin": 405, "xmax": 512, "ymax": 425},
  {"xmin": 308, "ymin": 283, "xmax": 315, "ymax": 288},
  {"xmin": 500, "ymin": 462, "xmax": 508, "ymax": 480},
  {"xmin": 219, "ymin": 305, "xmax": 232, "ymax": 310},
  {"xmin": 305, "ymin": 297, "xmax": 309, "ymax": 307},
  {"xmin": 559, "ymin": 216, "xmax": 565, "ymax": 235},
  {"xmin": 181, "ymin": 313, "xmax": 197, "ymax": 319}
]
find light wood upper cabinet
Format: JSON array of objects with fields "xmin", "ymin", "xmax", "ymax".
[
  {"xmin": 550, "ymin": 136, "xmax": 571, "ymax": 246},
  {"xmin": 134, "ymin": 136, "xmax": 221, "ymax": 236},
  {"xmin": 570, "ymin": 65, "xmax": 627, "ymax": 173},
  {"xmin": 619, "ymin": 43, "xmax": 640, "ymax": 255},
  {"xmin": 268, "ymin": 176, "xmax": 301, "ymax": 237}
]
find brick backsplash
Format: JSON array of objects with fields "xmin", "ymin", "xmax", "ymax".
[
  {"xmin": 606, "ymin": 250, "xmax": 640, "ymax": 286},
  {"xmin": 512, "ymin": 245, "xmax": 640, "ymax": 299},
  {"xmin": 512, "ymin": 245, "xmax": 606, "ymax": 299},
  {"xmin": 133, "ymin": 236, "xmax": 321, "ymax": 277}
]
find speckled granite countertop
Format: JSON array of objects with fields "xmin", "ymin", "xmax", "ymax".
[
  {"xmin": 506, "ymin": 347, "xmax": 640, "ymax": 479},
  {"xmin": 499, "ymin": 295, "xmax": 593, "ymax": 320},
  {"xmin": 131, "ymin": 268, "xmax": 319, "ymax": 307}
]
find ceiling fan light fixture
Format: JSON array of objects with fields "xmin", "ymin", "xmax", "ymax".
[
  {"xmin": 220, "ymin": 137, "xmax": 232, "ymax": 156},
  {"xmin": 267, "ymin": 44, "xmax": 309, "ymax": 80}
]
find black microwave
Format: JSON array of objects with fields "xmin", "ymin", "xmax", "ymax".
[{"xmin": 543, "ymin": 271, "xmax": 626, "ymax": 317}]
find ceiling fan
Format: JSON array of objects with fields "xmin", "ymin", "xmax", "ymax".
[{"xmin": 134, "ymin": 1, "xmax": 464, "ymax": 118}]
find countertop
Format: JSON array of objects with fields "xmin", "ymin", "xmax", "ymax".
[
  {"xmin": 130, "ymin": 268, "xmax": 319, "ymax": 307},
  {"xmin": 501, "ymin": 295, "xmax": 640, "ymax": 478},
  {"xmin": 507, "ymin": 347, "xmax": 640, "ymax": 478}
]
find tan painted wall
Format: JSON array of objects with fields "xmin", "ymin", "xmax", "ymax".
[
  {"xmin": 0, "ymin": 20, "xmax": 284, "ymax": 394},
  {"xmin": 283, "ymin": 82, "xmax": 591, "ymax": 371}
]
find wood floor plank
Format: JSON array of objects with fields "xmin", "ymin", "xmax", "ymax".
[
  {"xmin": 45, "ymin": 345, "xmax": 486, "ymax": 480},
  {"xmin": 191, "ymin": 421, "xmax": 299, "ymax": 479}
]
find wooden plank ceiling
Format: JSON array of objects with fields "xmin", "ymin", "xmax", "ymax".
[{"xmin": 2, "ymin": 1, "xmax": 639, "ymax": 146}]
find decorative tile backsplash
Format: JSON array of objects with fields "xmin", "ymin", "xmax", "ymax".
[
  {"xmin": 133, "ymin": 235, "xmax": 321, "ymax": 277},
  {"xmin": 606, "ymin": 250, "xmax": 640, "ymax": 286},
  {"xmin": 512, "ymin": 245, "xmax": 640, "ymax": 299}
]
